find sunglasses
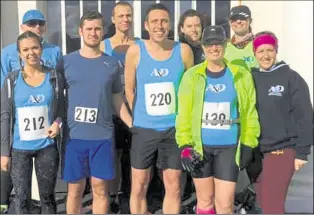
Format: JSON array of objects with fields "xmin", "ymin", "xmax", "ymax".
[
  {"xmin": 25, "ymin": 20, "xmax": 46, "ymax": 27},
  {"xmin": 230, "ymin": 16, "xmax": 248, "ymax": 22},
  {"xmin": 203, "ymin": 40, "xmax": 225, "ymax": 47}
]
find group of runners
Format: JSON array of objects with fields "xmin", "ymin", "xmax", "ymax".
[{"xmin": 1, "ymin": 2, "xmax": 313, "ymax": 215}]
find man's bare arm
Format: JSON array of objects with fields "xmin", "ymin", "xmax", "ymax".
[
  {"xmin": 124, "ymin": 44, "xmax": 140, "ymax": 111},
  {"xmin": 181, "ymin": 43, "xmax": 194, "ymax": 70}
]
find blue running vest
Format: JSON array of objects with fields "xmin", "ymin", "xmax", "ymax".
[
  {"xmin": 133, "ymin": 40, "xmax": 184, "ymax": 130},
  {"xmin": 201, "ymin": 68, "xmax": 239, "ymax": 146},
  {"xmin": 13, "ymin": 72, "xmax": 54, "ymax": 150},
  {"xmin": 103, "ymin": 38, "xmax": 127, "ymax": 64}
]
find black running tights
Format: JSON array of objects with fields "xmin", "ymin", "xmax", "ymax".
[{"xmin": 11, "ymin": 145, "xmax": 59, "ymax": 214}]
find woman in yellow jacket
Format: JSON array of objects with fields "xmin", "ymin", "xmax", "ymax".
[{"xmin": 175, "ymin": 26, "xmax": 260, "ymax": 214}]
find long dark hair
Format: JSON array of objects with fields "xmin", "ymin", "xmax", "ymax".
[
  {"xmin": 17, "ymin": 31, "xmax": 43, "ymax": 78},
  {"xmin": 177, "ymin": 9, "xmax": 207, "ymax": 42}
]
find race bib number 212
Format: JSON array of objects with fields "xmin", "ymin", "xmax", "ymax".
[{"xmin": 17, "ymin": 106, "xmax": 49, "ymax": 141}]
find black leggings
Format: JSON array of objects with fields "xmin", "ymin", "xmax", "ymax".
[
  {"xmin": 11, "ymin": 145, "xmax": 59, "ymax": 214},
  {"xmin": 0, "ymin": 170, "xmax": 13, "ymax": 205}
]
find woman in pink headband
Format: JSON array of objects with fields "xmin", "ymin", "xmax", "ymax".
[
  {"xmin": 251, "ymin": 31, "xmax": 313, "ymax": 214},
  {"xmin": 253, "ymin": 31, "xmax": 279, "ymax": 71}
]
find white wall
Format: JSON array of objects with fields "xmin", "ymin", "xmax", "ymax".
[
  {"xmin": 281, "ymin": 1, "xmax": 313, "ymax": 104},
  {"xmin": 241, "ymin": 0, "xmax": 313, "ymax": 104},
  {"xmin": 1, "ymin": 1, "xmax": 19, "ymax": 48}
]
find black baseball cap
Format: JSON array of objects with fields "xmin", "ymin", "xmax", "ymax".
[
  {"xmin": 229, "ymin": 5, "xmax": 251, "ymax": 20},
  {"xmin": 201, "ymin": 26, "xmax": 227, "ymax": 45}
]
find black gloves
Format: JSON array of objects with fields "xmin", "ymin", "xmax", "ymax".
[
  {"xmin": 180, "ymin": 146, "xmax": 203, "ymax": 172},
  {"xmin": 239, "ymin": 144, "xmax": 254, "ymax": 170}
]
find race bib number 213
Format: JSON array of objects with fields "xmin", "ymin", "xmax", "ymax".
[{"xmin": 75, "ymin": 107, "xmax": 98, "ymax": 124}]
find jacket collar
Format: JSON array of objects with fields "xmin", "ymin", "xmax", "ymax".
[
  {"xmin": 196, "ymin": 59, "xmax": 240, "ymax": 78},
  {"xmin": 251, "ymin": 61, "xmax": 288, "ymax": 73}
]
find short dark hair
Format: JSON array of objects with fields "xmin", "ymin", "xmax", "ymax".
[
  {"xmin": 80, "ymin": 11, "xmax": 104, "ymax": 28},
  {"xmin": 112, "ymin": 2, "xmax": 133, "ymax": 16},
  {"xmin": 17, "ymin": 31, "xmax": 42, "ymax": 53},
  {"xmin": 145, "ymin": 3, "xmax": 170, "ymax": 21},
  {"xmin": 177, "ymin": 9, "xmax": 203, "ymax": 39}
]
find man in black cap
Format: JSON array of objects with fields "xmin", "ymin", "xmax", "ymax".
[{"xmin": 224, "ymin": 5, "xmax": 258, "ymax": 70}]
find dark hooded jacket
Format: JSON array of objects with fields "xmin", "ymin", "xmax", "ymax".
[
  {"xmin": 1, "ymin": 67, "xmax": 66, "ymax": 156},
  {"xmin": 251, "ymin": 61, "xmax": 313, "ymax": 160}
]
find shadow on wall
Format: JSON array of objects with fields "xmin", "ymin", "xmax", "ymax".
[{"xmin": 1, "ymin": 1, "xmax": 19, "ymax": 48}]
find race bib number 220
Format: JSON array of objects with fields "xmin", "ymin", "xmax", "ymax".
[{"xmin": 144, "ymin": 82, "xmax": 175, "ymax": 116}]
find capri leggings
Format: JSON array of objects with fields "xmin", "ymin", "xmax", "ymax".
[
  {"xmin": 0, "ymin": 170, "xmax": 13, "ymax": 206},
  {"xmin": 11, "ymin": 144, "xmax": 59, "ymax": 214}
]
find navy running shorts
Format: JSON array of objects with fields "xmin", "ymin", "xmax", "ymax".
[{"xmin": 62, "ymin": 138, "xmax": 115, "ymax": 182}]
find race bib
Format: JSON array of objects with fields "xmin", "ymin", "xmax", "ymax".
[
  {"xmin": 17, "ymin": 106, "xmax": 49, "ymax": 141},
  {"xmin": 144, "ymin": 82, "xmax": 175, "ymax": 116},
  {"xmin": 74, "ymin": 107, "xmax": 98, "ymax": 123},
  {"xmin": 202, "ymin": 102, "xmax": 231, "ymax": 130}
]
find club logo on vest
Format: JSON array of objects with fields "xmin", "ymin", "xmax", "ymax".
[
  {"xmin": 206, "ymin": 84, "xmax": 226, "ymax": 93},
  {"xmin": 268, "ymin": 85, "xmax": 284, "ymax": 96},
  {"xmin": 151, "ymin": 68, "xmax": 169, "ymax": 77},
  {"xmin": 28, "ymin": 94, "xmax": 45, "ymax": 104},
  {"xmin": 243, "ymin": 56, "xmax": 255, "ymax": 63},
  {"xmin": 43, "ymin": 59, "xmax": 53, "ymax": 67}
]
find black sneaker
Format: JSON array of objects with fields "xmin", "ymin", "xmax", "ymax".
[{"xmin": 109, "ymin": 194, "xmax": 121, "ymax": 214}]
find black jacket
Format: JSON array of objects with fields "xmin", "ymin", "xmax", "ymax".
[
  {"xmin": 0, "ymin": 67, "xmax": 66, "ymax": 156},
  {"xmin": 251, "ymin": 61, "xmax": 313, "ymax": 160}
]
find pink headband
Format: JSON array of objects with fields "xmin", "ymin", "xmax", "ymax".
[{"xmin": 253, "ymin": 34, "xmax": 278, "ymax": 52}]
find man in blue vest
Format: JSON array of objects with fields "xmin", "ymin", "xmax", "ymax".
[
  {"xmin": 124, "ymin": 3, "xmax": 194, "ymax": 214},
  {"xmin": 100, "ymin": 3, "xmax": 137, "ymax": 211},
  {"xmin": 1, "ymin": 9, "xmax": 61, "ymax": 87}
]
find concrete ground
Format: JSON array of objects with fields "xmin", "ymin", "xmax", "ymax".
[
  {"xmin": 8, "ymin": 147, "xmax": 313, "ymax": 214},
  {"xmin": 53, "ymin": 147, "xmax": 313, "ymax": 214}
]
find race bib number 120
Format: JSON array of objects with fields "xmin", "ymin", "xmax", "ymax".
[
  {"xmin": 144, "ymin": 82, "xmax": 176, "ymax": 116},
  {"xmin": 202, "ymin": 102, "xmax": 231, "ymax": 130},
  {"xmin": 75, "ymin": 107, "xmax": 98, "ymax": 123},
  {"xmin": 17, "ymin": 106, "xmax": 49, "ymax": 141}
]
